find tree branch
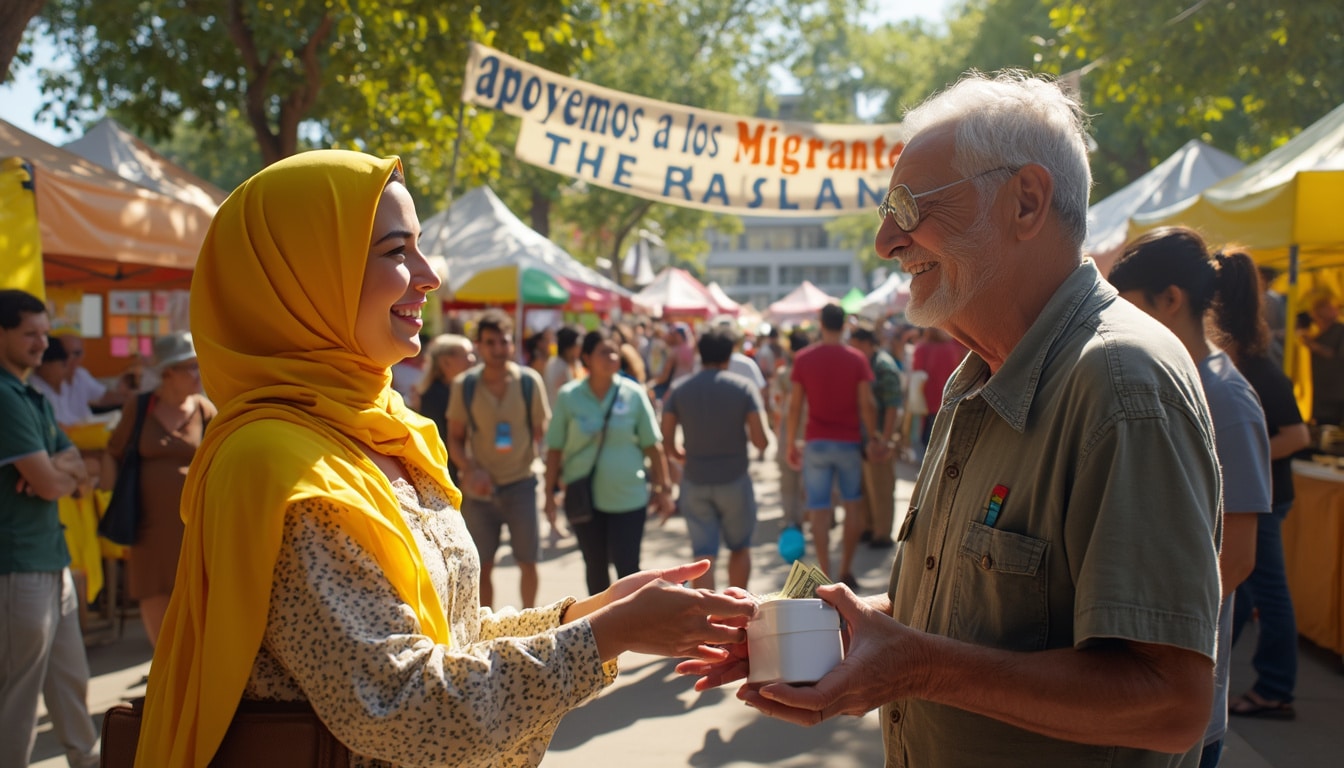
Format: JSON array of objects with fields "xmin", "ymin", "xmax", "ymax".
[{"xmin": 0, "ymin": 0, "xmax": 48, "ymax": 85}]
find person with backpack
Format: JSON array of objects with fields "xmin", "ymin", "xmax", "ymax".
[{"xmin": 447, "ymin": 309, "xmax": 549, "ymax": 609}]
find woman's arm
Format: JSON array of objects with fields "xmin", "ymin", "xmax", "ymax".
[{"xmin": 262, "ymin": 500, "xmax": 609, "ymax": 767}]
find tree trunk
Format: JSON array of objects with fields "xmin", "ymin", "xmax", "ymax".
[
  {"xmin": 0, "ymin": 0, "xmax": 47, "ymax": 85},
  {"xmin": 610, "ymin": 201, "xmax": 653, "ymax": 287},
  {"xmin": 529, "ymin": 189, "xmax": 551, "ymax": 237}
]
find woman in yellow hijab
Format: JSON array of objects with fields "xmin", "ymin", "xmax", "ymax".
[{"xmin": 135, "ymin": 150, "xmax": 757, "ymax": 767}]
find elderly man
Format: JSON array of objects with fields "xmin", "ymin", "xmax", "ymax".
[{"xmin": 683, "ymin": 71, "xmax": 1222, "ymax": 767}]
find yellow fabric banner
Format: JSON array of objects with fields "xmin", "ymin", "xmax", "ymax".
[
  {"xmin": 463, "ymin": 42, "xmax": 904, "ymax": 217},
  {"xmin": 0, "ymin": 157, "xmax": 45, "ymax": 298}
]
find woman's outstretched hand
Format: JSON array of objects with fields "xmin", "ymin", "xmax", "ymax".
[
  {"xmin": 675, "ymin": 587, "xmax": 753, "ymax": 690},
  {"xmin": 577, "ymin": 561, "xmax": 758, "ymax": 662}
]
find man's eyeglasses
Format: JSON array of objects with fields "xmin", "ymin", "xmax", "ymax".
[{"xmin": 877, "ymin": 167, "xmax": 1017, "ymax": 232}]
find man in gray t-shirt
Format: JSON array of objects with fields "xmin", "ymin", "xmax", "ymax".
[{"xmin": 663, "ymin": 327, "xmax": 770, "ymax": 590}]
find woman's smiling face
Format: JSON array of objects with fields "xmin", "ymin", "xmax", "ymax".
[{"xmin": 355, "ymin": 181, "xmax": 440, "ymax": 369}]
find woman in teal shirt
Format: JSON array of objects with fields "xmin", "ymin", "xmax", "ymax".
[{"xmin": 545, "ymin": 328, "xmax": 674, "ymax": 594}]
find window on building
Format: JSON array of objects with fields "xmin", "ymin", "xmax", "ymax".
[
  {"xmin": 797, "ymin": 226, "xmax": 827, "ymax": 249},
  {"xmin": 707, "ymin": 229, "xmax": 736, "ymax": 251},
  {"xmin": 706, "ymin": 267, "xmax": 737, "ymax": 286},
  {"xmin": 744, "ymin": 226, "xmax": 798, "ymax": 251},
  {"xmin": 778, "ymin": 264, "xmax": 851, "ymax": 286}
]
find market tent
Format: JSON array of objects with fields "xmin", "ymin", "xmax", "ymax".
[
  {"xmin": 765, "ymin": 281, "xmax": 838, "ymax": 327},
  {"xmin": 0, "ymin": 118, "xmax": 214, "ymax": 291},
  {"xmin": 1130, "ymin": 100, "xmax": 1344, "ymax": 269},
  {"xmin": 420, "ymin": 185, "xmax": 634, "ymax": 313},
  {"xmin": 634, "ymin": 267, "xmax": 721, "ymax": 318},
  {"xmin": 840, "ymin": 286, "xmax": 866, "ymax": 314},
  {"xmin": 63, "ymin": 117, "xmax": 228, "ymax": 214},
  {"xmin": 858, "ymin": 271, "xmax": 910, "ymax": 319},
  {"xmin": 705, "ymin": 282, "xmax": 741, "ymax": 317},
  {"xmin": 1086, "ymin": 139, "xmax": 1244, "ymax": 274},
  {"xmin": 1130, "ymin": 100, "xmax": 1344, "ymax": 415}
]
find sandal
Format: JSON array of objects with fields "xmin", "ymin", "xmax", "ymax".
[{"xmin": 1228, "ymin": 691, "xmax": 1296, "ymax": 720}]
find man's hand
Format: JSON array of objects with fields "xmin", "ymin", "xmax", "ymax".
[
  {"xmin": 786, "ymin": 442, "xmax": 803, "ymax": 471},
  {"xmin": 737, "ymin": 583, "xmax": 927, "ymax": 726},
  {"xmin": 466, "ymin": 466, "xmax": 493, "ymax": 497}
]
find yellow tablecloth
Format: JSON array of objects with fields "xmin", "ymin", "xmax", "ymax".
[{"xmin": 1283, "ymin": 461, "xmax": 1344, "ymax": 655}]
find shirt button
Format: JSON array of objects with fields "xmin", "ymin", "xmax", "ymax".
[
  {"xmin": 945, "ymin": 464, "xmax": 960, "ymax": 479},
  {"xmin": 889, "ymin": 708, "xmax": 902, "ymax": 724},
  {"xmin": 981, "ymin": 554, "xmax": 994, "ymax": 570},
  {"xmin": 925, "ymin": 556, "xmax": 936, "ymax": 570}
]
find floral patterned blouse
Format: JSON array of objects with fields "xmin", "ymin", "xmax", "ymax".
[{"xmin": 243, "ymin": 464, "xmax": 616, "ymax": 767}]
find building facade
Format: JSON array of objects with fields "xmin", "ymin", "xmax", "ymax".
[{"xmin": 704, "ymin": 215, "xmax": 864, "ymax": 310}]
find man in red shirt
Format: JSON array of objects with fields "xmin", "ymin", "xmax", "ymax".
[
  {"xmin": 785, "ymin": 303, "xmax": 881, "ymax": 587},
  {"xmin": 912, "ymin": 327, "xmax": 966, "ymax": 455}
]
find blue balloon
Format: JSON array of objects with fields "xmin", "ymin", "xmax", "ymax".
[{"xmin": 777, "ymin": 526, "xmax": 805, "ymax": 564}]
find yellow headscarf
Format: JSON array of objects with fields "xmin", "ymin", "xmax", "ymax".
[{"xmin": 136, "ymin": 150, "xmax": 460, "ymax": 767}]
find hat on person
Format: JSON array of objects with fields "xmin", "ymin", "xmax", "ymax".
[
  {"xmin": 153, "ymin": 331, "xmax": 197, "ymax": 370},
  {"xmin": 671, "ymin": 321, "xmax": 693, "ymax": 340}
]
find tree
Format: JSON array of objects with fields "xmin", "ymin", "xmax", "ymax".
[
  {"xmin": 0, "ymin": 0, "xmax": 44, "ymax": 83},
  {"xmin": 1050, "ymin": 0, "xmax": 1344, "ymax": 183},
  {"xmin": 33, "ymin": 0, "xmax": 619, "ymax": 205}
]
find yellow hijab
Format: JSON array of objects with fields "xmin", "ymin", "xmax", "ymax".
[{"xmin": 136, "ymin": 150, "xmax": 460, "ymax": 767}]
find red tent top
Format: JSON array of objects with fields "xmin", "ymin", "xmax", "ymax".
[{"xmin": 634, "ymin": 267, "xmax": 724, "ymax": 319}]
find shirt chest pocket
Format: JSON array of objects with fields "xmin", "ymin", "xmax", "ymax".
[{"xmin": 948, "ymin": 521, "xmax": 1049, "ymax": 651}]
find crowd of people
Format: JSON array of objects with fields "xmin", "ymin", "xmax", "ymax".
[{"xmin": 3, "ymin": 67, "xmax": 1341, "ymax": 768}]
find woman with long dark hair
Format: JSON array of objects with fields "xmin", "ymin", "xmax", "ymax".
[
  {"xmin": 1108, "ymin": 227, "xmax": 1274, "ymax": 766},
  {"xmin": 1205, "ymin": 250, "xmax": 1310, "ymax": 721}
]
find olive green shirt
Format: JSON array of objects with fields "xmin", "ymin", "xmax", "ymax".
[{"xmin": 883, "ymin": 262, "xmax": 1222, "ymax": 768}]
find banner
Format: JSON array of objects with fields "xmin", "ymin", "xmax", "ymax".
[{"xmin": 462, "ymin": 43, "xmax": 904, "ymax": 217}]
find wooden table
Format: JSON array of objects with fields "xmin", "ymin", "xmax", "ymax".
[{"xmin": 1283, "ymin": 460, "xmax": 1344, "ymax": 655}]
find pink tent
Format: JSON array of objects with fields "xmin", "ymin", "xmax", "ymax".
[
  {"xmin": 634, "ymin": 267, "xmax": 722, "ymax": 318},
  {"xmin": 765, "ymin": 281, "xmax": 839, "ymax": 326},
  {"xmin": 705, "ymin": 281, "xmax": 741, "ymax": 316}
]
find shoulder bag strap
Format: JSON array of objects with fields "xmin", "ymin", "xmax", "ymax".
[
  {"xmin": 126, "ymin": 391, "xmax": 153, "ymax": 461},
  {"xmin": 585, "ymin": 384, "xmax": 621, "ymax": 481}
]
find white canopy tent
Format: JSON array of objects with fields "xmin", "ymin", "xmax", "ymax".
[
  {"xmin": 62, "ymin": 117, "xmax": 227, "ymax": 213},
  {"xmin": 633, "ymin": 267, "xmax": 722, "ymax": 318},
  {"xmin": 1085, "ymin": 139, "xmax": 1244, "ymax": 274},
  {"xmin": 765, "ymin": 281, "xmax": 838, "ymax": 327},
  {"xmin": 857, "ymin": 271, "xmax": 911, "ymax": 319},
  {"xmin": 419, "ymin": 185, "xmax": 635, "ymax": 313},
  {"xmin": 705, "ymin": 281, "xmax": 741, "ymax": 317}
]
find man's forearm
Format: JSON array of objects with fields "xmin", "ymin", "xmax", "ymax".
[{"xmin": 913, "ymin": 636, "xmax": 1212, "ymax": 754}]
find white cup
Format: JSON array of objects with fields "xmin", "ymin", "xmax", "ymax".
[{"xmin": 747, "ymin": 598, "xmax": 844, "ymax": 684}]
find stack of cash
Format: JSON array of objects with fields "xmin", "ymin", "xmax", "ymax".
[{"xmin": 759, "ymin": 560, "xmax": 833, "ymax": 601}]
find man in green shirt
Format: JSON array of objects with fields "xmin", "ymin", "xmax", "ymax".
[
  {"xmin": 686, "ymin": 72, "xmax": 1221, "ymax": 768},
  {"xmin": 848, "ymin": 324, "xmax": 902, "ymax": 547},
  {"xmin": 0, "ymin": 289, "xmax": 99, "ymax": 768}
]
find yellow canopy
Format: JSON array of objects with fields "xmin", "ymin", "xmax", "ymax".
[
  {"xmin": 1130, "ymin": 100, "xmax": 1344, "ymax": 268},
  {"xmin": 1130, "ymin": 100, "xmax": 1344, "ymax": 418}
]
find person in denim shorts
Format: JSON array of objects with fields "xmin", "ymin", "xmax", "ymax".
[
  {"xmin": 784, "ymin": 303, "xmax": 880, "ymax": 588},
  {"xmin": 662, "ymin": 326, "xmax": 770, "ymax": 590}
]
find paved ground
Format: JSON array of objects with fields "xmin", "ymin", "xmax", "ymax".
[{"xmin": 31, "ymin": 456, "xmax": 1344, "ymax": 766}]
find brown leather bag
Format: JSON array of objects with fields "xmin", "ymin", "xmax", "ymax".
[{"xmin": 100, "ymin": 697, "xmax": 351, "ymax": 767}]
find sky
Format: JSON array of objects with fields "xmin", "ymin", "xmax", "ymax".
[{"xmin": 0, "ymin": 1, "xmax": 954, "ymax": 145}]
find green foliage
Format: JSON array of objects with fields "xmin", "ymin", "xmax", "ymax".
[
  {"xmin": 1049, "ymin": 0, "xmax": 1344, "ymax": 191},
  {"xmin": 34, "ymin": 0, "xmax": 617, "ymax": 209}
]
